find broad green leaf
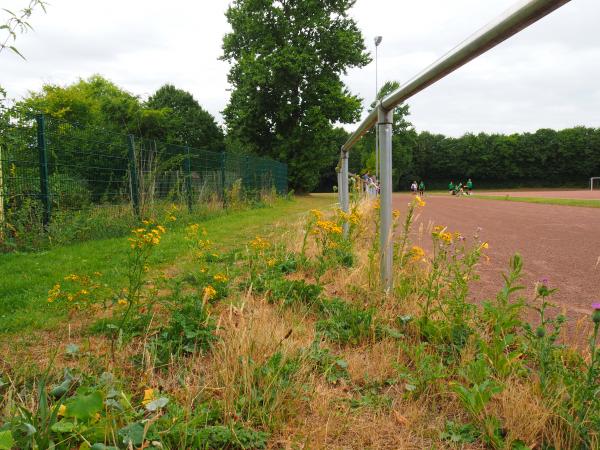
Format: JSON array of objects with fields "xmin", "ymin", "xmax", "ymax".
[
  {"xmin": 66, "ymin": 390, "xmax": 103, "ymax": 420},
  {"xmin": 0, "ymin": 430, "xmax": 15, "ymax": 450},
  {"xmin": 118, "ymin": 422, "xmax": 145, "ymax": 446},
  {"xmin": 51, "ymin": 420, "xmax": 75, "ymax": 433}
]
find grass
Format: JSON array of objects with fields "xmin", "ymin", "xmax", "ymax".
[
  {"xmin": 1, "ymin": 193, "xmax": 598, "ymax": 449},
  {"xmin": 0, "ymin": 195, "xmax": 333, "ymax": 334},
  {"xmin": 471, "ymin": 194, "xmax": 600, "ymax": 208}
]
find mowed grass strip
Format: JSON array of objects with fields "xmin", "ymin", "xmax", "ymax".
[
  {"xmin": 0, "ymin": 195, "xmax": 333, "ymax": 334},
  {"xmin": 471, "ymin": 194, "xmax": 600, "ymax": 208}
]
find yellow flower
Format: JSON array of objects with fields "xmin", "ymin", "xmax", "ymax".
[
  {"xmin": 267, "ymin": 258, "xmax": 277, "ymax": 267},
  {"xmin": 213, "ymin": 273, "xmax": 228, "ymax": 283},
  {"xmin": 142, "ymin": 388, "xmax": 155, "ymax": 405},
  {"xmin": 157, "ymin": 225, "xmax": 166, "ymax": 233},
  {"xmin": 393, "ymin": 210, "xmax": 400, "ymax": 220},
  {"xmin": 117, "ymin": 298, "xmax": 128, "ymax": 306},
  {"xmin": 440, "ymin": 232, "xmax": 453, "ymax": 244},
  {"xmin": 415, "ymin": 196, "xmax": 426, "ymax": 207},
  {"xmin": 250, "ymin": 236, "xmax": 270, "ymax": 250},
  {"xmin": 64, "ymin": 274, "xmax": 79, "ymax": 281},
  {"xmin": 310, "ymin": 209, "xmax": 323, "ymax": 220},
  {"xmin": 203, "ymin": 285, "xmax": 217, "ymax": 300},
  {"xmin": 57, "ymin": 404, "xmax": 67, "ymax": 417},
  {"xmin": 409, "ymin": 245, "xmax": 425, "ymax": 261},
  {"xmin": 480, "ymin": 242, "xmax": 489, "ymax": 250}
]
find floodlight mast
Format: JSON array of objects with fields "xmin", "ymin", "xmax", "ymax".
[{"xmin": 337, "ymin": 0, "xmax": 572, "ymax": 291}]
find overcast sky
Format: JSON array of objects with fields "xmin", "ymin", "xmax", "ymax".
[{"xmin": 2, "ymin": 0, "xmax": 598, "ymax": 137}]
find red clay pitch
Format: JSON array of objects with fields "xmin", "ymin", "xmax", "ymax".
[
  {"xmin": 476, "ymin": 189, "xmax": 600, "ymax": 200},
  {"xmin": 392, "ymin": 192, "xmax": 600, "ymax": 341}
]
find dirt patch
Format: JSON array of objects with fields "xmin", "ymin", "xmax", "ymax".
[{"xmin": 393, "ymin": 193, "xmax": 600, "ymax": 342}]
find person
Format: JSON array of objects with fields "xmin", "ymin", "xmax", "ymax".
[
  {"xmin": 410, "ymin": 180, "xmax": 418, "ymax": 195},
  {"xmin": 457, "ymin": 182, "xmax": 464, "ymax": 196},
  {"xmin": 362, "ymin": 172, "xmax": 370, "ymax": 193},
  {"xmin": 418, "ymin": 180, "xmax": 425, "ymax": 197},
  {"xmin": 466, "ymin": 178, "xmax": 473, "ymax": 195},
  {"xmin": 448, "ymin": 180, "xmax": 454, "ymax": 194}
]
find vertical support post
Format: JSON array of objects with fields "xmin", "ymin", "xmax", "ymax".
[
  {"xmin": 340, "ymin": 149, "xmax": 350, "ymax": 237},
  {"xmin": 336, "ymin": 167, "xmax": 342, "ymax": 206},
  {"xmin": 184, "ymin": 145, "xmax": 193, "ymax": 213},
  {"xmin": 0, "ymin": 144, "xmax": 5, "ymax": 237},
  {"xmin": 36, "ymin": 114, "xmax": 51, "ymax": 226},
  {"xmin": 220, "ymin": 151, "xmax": 226, "ymax": 208},
  {"xmin": 378, "ymin": 105, "xmax": 393, "ymax": 291},
  {"xmin": 127, "ymin": 134, "xmax": 140, "ymax": 219}
]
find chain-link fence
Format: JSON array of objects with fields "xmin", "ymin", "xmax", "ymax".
[{"xmin": 0, "ymin": 114, "xmax": 287, "ymax": 248}]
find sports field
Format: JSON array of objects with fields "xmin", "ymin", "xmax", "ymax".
[{"xmin": 394, "ymin": 192, "xmax": 600, "ymax": 343}]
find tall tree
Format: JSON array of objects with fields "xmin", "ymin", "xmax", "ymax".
[
  {"xmin": 146, "ymin": 84, "xmax": 224, "ymax": 152},
  {"xmin": 221, "ymin": 0, "xmax": 370, "ymax": 192}
]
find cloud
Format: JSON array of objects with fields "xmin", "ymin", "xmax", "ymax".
[{"xmin": 1, "ymin": 0, "xmax": 598, "ymax": 137}]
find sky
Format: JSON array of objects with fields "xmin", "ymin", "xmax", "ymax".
[{"xmin": 1, "ymin": 0, "xmax": 599, "ymax": 137}]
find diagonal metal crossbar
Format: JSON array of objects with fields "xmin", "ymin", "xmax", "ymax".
[{"xmin": 338, "ymin": 0, "xmax": 572, "ymax": 291}]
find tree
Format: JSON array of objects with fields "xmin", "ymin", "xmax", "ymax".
[
  {"xmin": 146, "ymin": 84, "xmax": 224, "ymax": 152},
  {"xmin": 1, "ymin": 0, "xmax": 47, "ymax": 59},
  {"xmin": 221, "ymin": 0, "xmax": 370, "ymax": 192}
]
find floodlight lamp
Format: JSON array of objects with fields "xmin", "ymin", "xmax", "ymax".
[{"xmin": 374, "ymin": 36, "xmax": 382, "ymax": 46}]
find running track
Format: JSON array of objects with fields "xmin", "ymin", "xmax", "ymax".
[{"xmin": 392, "ymin": 193, "xmax": 600, "ymax": 340}]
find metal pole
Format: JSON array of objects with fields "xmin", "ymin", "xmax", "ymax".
[
  {"xmin": 375, "ymin": 43, "xmax": 379, "ymax": 181},
  {"xmin": 0, "ymin": 144, "xmax": 4, "ymax": 237},
  {"xmin": 220, "ymin": 151, "xmax": 226, "ymax": 208},
  {"xmin": 336, "ymin": 167, "xmax": 342, "ymax": 206},
  {"xmin": 341, "ymin": 150, "xmax": 350, "ymax": 237},
  {"xmin": 127, "ymin": 134, "xmax": 141, "ymax": 219},
  {"xmin": 36, "ymin": 114, "xmax": 51, "ymax": 226},
  {"xmin": 378, "ymin": 105, "xmax": 393, "ymax": 291},
  {"xmin": 184, "ymin": 145, "xmax": 193, "ymax": 213}
]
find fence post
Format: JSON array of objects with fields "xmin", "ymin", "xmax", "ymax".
[
  {"xmin": 378, "ymin": 105, "xmax": 393, "ymax": 292},
  {"xmin": 127, "ymin": 134, "xmax": 141, "ymax": 218},
  {"xmin": 184, "ymin": 145, "xmax": 193, "ymax": 213},
  {"xmin": 340, "ymin": 149, "xmax": 350, "ymax": 237},
  {"xmin": 35, "ymin": 114, "xmax": 51, "ymax": 226},
  {"xmin": 220, "ymin": 151, "xmax": 226, "ymax": 208}
]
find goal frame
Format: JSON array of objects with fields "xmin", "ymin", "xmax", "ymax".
[{"xmin": 591, "ymin": 177, "xmax": 600, "ymax": 191}]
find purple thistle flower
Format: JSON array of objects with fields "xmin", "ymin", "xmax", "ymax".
[
  {"xmin": 540, "ymin": 277, "xmax": 549, "ymax": 285},
  {"xmin": 592, "ymin": 303, "xmax": 600, "ymax": 311}
]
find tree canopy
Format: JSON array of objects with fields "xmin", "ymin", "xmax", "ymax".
[
  {"xmin": 146, "ymin": 84, "xmax": 224, "ymax": 151},
  {"xmin": 221, "ymin": 0, "xmax": 370, "ymax": 192}
]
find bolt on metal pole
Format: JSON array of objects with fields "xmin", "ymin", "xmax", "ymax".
[
  {"xmin": 341, "ymin": 150, "xmax": 350, "ymax": 237},
  {"xmin": 378, "ymin": 105, "xmax": 393, "ymax": 291}
]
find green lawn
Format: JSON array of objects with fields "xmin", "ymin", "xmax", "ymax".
[
  {"xmin": 471, "ymin": 194, "xmax": 600, "ymax": 208},
  {"xmin": 0, "ymin": 195, "xmax": 334, "ymax": 334}
]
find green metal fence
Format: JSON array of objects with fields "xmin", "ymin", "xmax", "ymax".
[{"xmin": 0, "ymin": 114, "xmax": 288, "ymax": 227}]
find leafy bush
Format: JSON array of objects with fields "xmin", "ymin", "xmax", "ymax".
[{"xmin": 316, "ymin": 298, "xmax": 374, "ymax": 345}]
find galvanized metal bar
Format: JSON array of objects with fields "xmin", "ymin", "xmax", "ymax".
[
  {"xmin": 342, "ymin": 0, "xmax": 571, "ymax": 152},
  {"xmin": 378, "ymin": 106, "xmax": 393, "ymax": 290},
  {"xmin": 341, "ymin": 150, "xmax": 350, "ymax": 236},
  {"xmin": 36, "ymin": 113, "xmax": 51, "ymax": 226}
]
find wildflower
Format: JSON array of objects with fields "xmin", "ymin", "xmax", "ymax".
[
  {"xmin": 203, "ymin": 285, "xmax": 217, "ymax": 301},
  {"xmin": 57, "ymin": 404, "xmax": 67, "ymax": 417},
  {"xmin": 157, "ymin": 225, "xmax": 166, "ymax": 234},
  {"xmin": 415, "ymin": 196, "xmax": 426, "ymax": 207},
  {"xmin": 310, "ymin": 209, "xmax": 323, "ymax": 220},
  {"xmin": 117, "ymin": 298, "xmax": 128, "ymax": 306},
  {"xmin": 480, "ymin": 242, "xmax": 489, "ymax": 250},
  {"xmin": 267, "ymin": 258, "xmax": 277, "ymax": 267},
  {"xmin": 64, "ymin": 274, "xmax": 79, "ymax": 282},
  {"xmin": 250, "ymin": 236, "xmax": 270, "ymax": 251},
  {"xmin": 213, "ymin": 273, "xmax": 228, "ymax": 283},
  {"xmin": 592, "ymin": 303, "xmax": 600, "ymax": 324},
  {"xmin": 439, "ymin": 232, "xmax": 453, "ymax": 244},
  {"xmin": 142, "ymin": 389, "xmax": 156, "ymax": 406},
  {"xmin": 168, "ymin": 214, "xmax": 177, "ymax": 222},
  {"xmin": 393, "ymin": 210, "xmax": 400, "ymax": 220},
  {"xmin": 79, "ymin": 289, "xmax": 89, "ymax": 295},
  {"xmin": 409, "ymin": 246, "xmax": 425, "ymax": 262}
]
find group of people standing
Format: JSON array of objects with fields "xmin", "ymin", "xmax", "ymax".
[
  {"xmin": 362, "ymin": 172, "xmax": 379, "ymax": 198},
  {"xmin": 448, "ymin": 179, "xmax": 473, "ymax": 195},
  {"xmin": 410, "ymin": 180, "xmax": 426, "ymax": 196}
]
